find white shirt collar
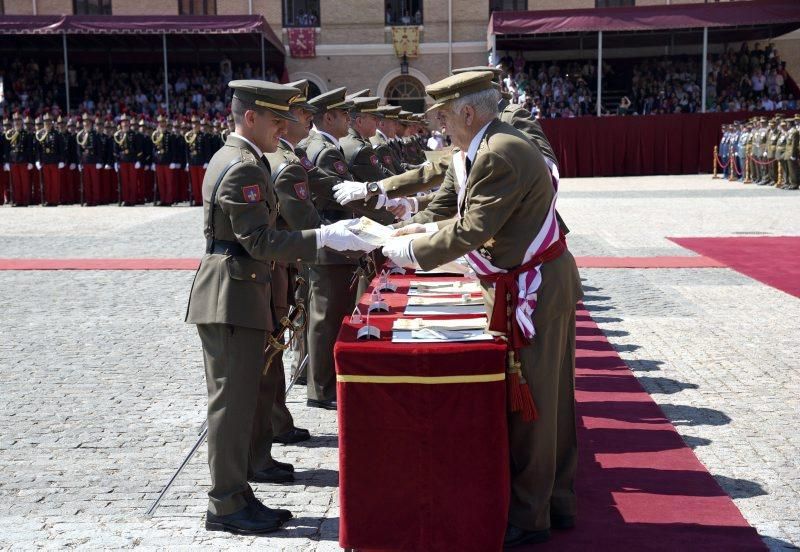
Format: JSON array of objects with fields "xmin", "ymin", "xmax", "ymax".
[
  {"xmin": 313, "ymin": 126, "xmax": 340, "ymax": 148},
  {"xmin": 466, "ymin": 120, "xmax": 493, "ymax": 164},
  {"xmin": 230, "ymin": 132, "xmax": 263, "ymax": 158},
  {"xmin": 375, "ymin": 129, "xmax": 388, "ymax": 141}
]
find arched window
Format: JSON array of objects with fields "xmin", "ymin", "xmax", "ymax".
[{"xmin": 385, "ymin": 75, "xmax": 425, "ymax": 114}]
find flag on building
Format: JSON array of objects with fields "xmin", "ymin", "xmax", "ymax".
[
  {"xmin": 392, "ymin": 27, "xmax": 419, "ymax": 58},
  {"xmin": 288, "ymin": 28, "xmax": 316, "ymax": 58}
]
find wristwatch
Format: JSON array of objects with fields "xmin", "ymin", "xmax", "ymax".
[{"xmin": 366, "ymin": 181, "xmax": 380, "ymax": 197}]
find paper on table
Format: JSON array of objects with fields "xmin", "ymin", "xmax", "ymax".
[
  {"xmin": 408, "ymin": 281, "xmax": 482, "ymax": 295},
  {"xmin": 415, "ymin": 257, "xmax": 473, "ymax": 276},
  {"xmin": 404, "ymin": 304, "xmax": 486, "ymax": 316},
  {"xmin": 392, "ymin": 328, "xmax": 494, "ymax": 343},
  {"xmin": 407, "ymin": 295, "xmax": 484, "ymax": 306},
  {"xmin": 393, "ymin": 317, "xmax": 488, "ymax": 331}
]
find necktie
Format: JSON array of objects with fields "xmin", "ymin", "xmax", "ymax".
[{"xmin": 465, "ymin": 156, "xmax": 472, "ymax": 177}]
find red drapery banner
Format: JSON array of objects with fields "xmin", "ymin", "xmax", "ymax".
[
  {"xmin": 287, "ymin": 28, "xmax": 316, "ymax": 58},
  {"xmin": 538, "ymin": 110, "xmax": 800, "ymax": 178}
]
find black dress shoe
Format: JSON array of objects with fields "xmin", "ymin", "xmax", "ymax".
[
  {"xmin": 503, "ymin": 525, "xmax": 550, "ymax": 548},
  {"xmin": 205, "ymin": 503, "xmax": 282, "ymax": 535},
  {"xmin": 550, "ymin": 514, "xmax": 575, "ymax": 530},
  {"xmin": 244, "ymin": 492, "xmax": 293, "ymax": 523},
  {"xmin": 273, "ymin": 427, "xmax": 311, "ymax": 444},
  {"xmin": 248, "ymin": 465, "xmax": 295, "ymax": 483},
  {"xmin": 271, "ymin": 459, "xmax": 295, "ymax": 473},
  {"xmin": 307, "ymin": 399, "xmax": 337, "ymax": 410}
]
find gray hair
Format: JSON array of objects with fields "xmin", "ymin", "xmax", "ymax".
[{"xmin": 450, "ymin": 87, "xmax": 501, "ymax": 118}]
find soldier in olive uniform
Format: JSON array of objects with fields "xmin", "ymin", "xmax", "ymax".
[
  {"xmin": 263, "ymin": 79, "xmax": 321, "ymax": 444},
  {"xmin": 341, "ymin": 96, "xmax": 393, "ymax": 183},
  {"xmin": 384, "ymin": 71, "xmax": 582, "ymax": 547},
  {"xmin": 775, "ymin": 119, "xmax": 789, "ymax": 188},
  {"xmin": 185, "ymin": 80, "xmax": 372, "ymax": 535},
  {"xmin": 737, "ymin": 122, "xmax": 751, "ymax": 183},
  {"xmin": 300, "ymin": 87, "xmax": 394, "ymax": 409},
  {"xmin": 784, "ymin": 115, "xmax": 800, "ymax": 190},
  {"xmin": 371, "ymin": 105, "xmax": 405, "ymax": 175}
]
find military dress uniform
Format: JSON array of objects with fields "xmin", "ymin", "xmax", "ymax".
[
  {"xmin": 185, "ymin": 81, "xmax": 322, "ymax": 531},
  {"xmin": 76, "ymin": 115, "xmax": 104, "ymax": 205},
  {"xmin": 186, "ymin": 118, "xmax": 209, "ymax": 205},
  {"xmin": 0, "ymin": 119, "xmax": 10, "ymax": 205},
  {"xmin": 114, "ymin": 116, "xmax": 140, "ymax": 205},
  {"xmin": 35, "ymin": 115, "xmax": 66, "ymax": 205},
  {"xmin": 264, "ymin": 132, "xmax": 321, "ymax": 438},
  {"xmin": 765, "ymin": 120, "xmax": 779, "ymax": 185},
  {"xmin": 389, "ymin": 72, "xmax": 582, "ymax": 545},
  {"xmin": 785, "ymin": 115, "xmax": 800, "ymax": 189},
  {"xmin": 172, "ymin": 122, "xmax": 189, "ymax": 203},
  {"xmin": 64, "ymin": 119, "xmax": 81, "ymax": 204},
  {"xmin": 340, "ymin": 97, "xmax": 392, "ymax": 184},
  {"xmin": 137, "ymin": 120, "xmax": 155, "ymax": 203},
  {"xmin": 8, "ymin": 114, "xmax": 36, "ymax": 206},
  {"xmin": 371, "ymin": 105, "xmax": 405, "ymax": 175},
  {"xmin": 775, "ymin": 121, "xmax": 789, "ymax": 187},
  {"xmin": 152, "ymin": 118, "xmax": 175, "ymax": 205}
]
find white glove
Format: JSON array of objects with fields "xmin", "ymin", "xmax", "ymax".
[
  {"xmin": 27, "ymin": 163, "xmax": 33, "ymax": 170},
  {"xmin": 150, "ymin": 163, "xmax": 156, "ymax": 171},
  {"xmin": 58, "ymin": 162, "xmax": 65, "ymax": 169},
  {"xmin": 169, "ymin": 163, "xmax": 178, "ymax": 169},
  {"xmin": 203, "ymin": 163, "xmax": 208, "ymax": 169},
  {"xmin": 316, "ymin": 219, "xmax": 378, "ymax": 252},
  {"xmin": 78, "ymin": 164, "xmax": 83, "ymax": 172},
  {"xmin": 385, "ymin": 197, "xmax": 413, "ymax": 220},
  {"xmin": 134, "ymin": 161, "xmax": 141, "ymax": 169},
  {"xmin": 382, "ymin": 238, "xmax": 419, "ymax": 269},
  {"xmin": 114, "ymin": 163, "xmax": 119, "ymax": 171},
  {"xmin": 185, "ymin": 165, "xmax": 190, "ymax": 172},
  {"xmin": 69, "ymin": 163, "xmax": 76, "ymax": 170},
  {"xmin": 35, "ymin": 161, "xmax": 42, "ymax": 170},
  {"xmin": 3, "ymin": 163, "xmax": 9, "ymax": 171},
  {"xmin": 333, "ymin": 180, "xmax": 369, "ymax": 205},
  {"xmin": 95, "ymin": 163, "xmax": 103, "ymax": 170}
]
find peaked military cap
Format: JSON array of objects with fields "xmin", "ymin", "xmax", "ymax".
[
  {"xmin": 375, "ymin": 104, "xmax": 401, "ymax": 119},
  {"xmin": 426, "ymin": 70, "xmax": 497, "ymax": 112},
  {"xmin": 346, "ymin": 89, "xmax": 371, "ymax": 100},
  {"xmin": 229, "ymin": 79, "xmax": 300, "ymax": 122},
  {"xmin": 286, "ymin": 79, "xmax": 318, "ymax": 113},
  {"xmin": 309, "ymin": 87, "xmax": 354, "ymax": 113},
  {"xmin": 452, "ymin": 65, "xmax": 503, "ymax": 79},
  {"xmin": 350, "ymin": 96, "xmax": 381, "ymax": 114}
]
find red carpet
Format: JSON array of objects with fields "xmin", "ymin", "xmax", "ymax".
[
  {"xmin": 670, "ymin": 237, "xmax": 800, "ymax": 298},
  {"xmin": 531, "ymin": 309, "xmax": 765, "ymax": 551},
  {"xmin": 0, "ymin": 256, "xmax": 719, "ymax": 271}
]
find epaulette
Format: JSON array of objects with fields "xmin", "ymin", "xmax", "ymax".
[{"xmin": 239, "ymin": 147, "xmax": 258, "ymax": 165}]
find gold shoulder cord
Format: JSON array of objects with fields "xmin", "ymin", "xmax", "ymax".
[
  {"xmin": 113, "ymin": 129, "xmax": 126, "ymax": 147},
  {"xmin": 152, "ymin": 129, "xmax": 164, "ymax": 146},
  {"xmin": 184, "ymin": 130, "xmax": 196, "ymax": 145},
  {"xmin": 77, "ymin": 129, "xmax": 88, "ymax": 148},
  {"xmin": 5, "ymin": 129, "xmax": 19, "ymax": 144},
  {"xmin": 35, "ymin": 129, "xmax": 48, "ymax": 143}
]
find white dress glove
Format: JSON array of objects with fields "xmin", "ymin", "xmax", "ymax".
[
  {"xmin": 150, "ymin": 163, "xmax": 156, "ymax": 171},
  {"xmin": 385, "ymin": 197, "xmax": 413, "ymax": 220},
  {"xmin": 104, "ymin": 164, "xmax": 111, "ymax": 170},
  {"xmin": 69, "ymin": 163, "xmax": 76, "ymax": 170},
  {"xmin": 185, "ymin": 165, "xmax": 190, "ymax": 172},
  {"xmin": 134, "ymin": 161, "xmax": 141, "ymax": 169},
  {"xmin": 95, "ymin": 163, "xmax": 103, "ymax": 170},
  {"xmin": 3, "ymin": 163, "xmax": 9, "ymax": 171},
  {"xmin": 58, "ymin": 162, "xmax": 65, "ymax": 169},
  {"xmin": 169, "ymin": 163, "xmax": 178, "ymax": 170},
  {"xmin": 35, "ymin": 161, "xmax": 42, "ymax": 170},
  {"xmin": 382, "ymin": 239, "xmax": 419, "ymax": 269},
  {"xmin": 332, "ymin": 180, "xmax": 369, "ymax": 205},
  {"xmin": 27, "ymin": 163, "xmax": 33, "ymax": 170},
  {"xmin": 78, "ymin": 164, "xmax": 84, "ymax": 172},
  {"xmin": 203, "ymin": 163, "xmax": 208, "ymax": 169},
  {"xmin": 114, "ymin": 163, "xmax": 119, "ymax": 171},
  {"xmin": 316, "ymin": 219, "xmax": 378, "ymax": 252}
]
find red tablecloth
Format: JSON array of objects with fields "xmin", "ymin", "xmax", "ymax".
[{"xmin": 335, "ymin": 273, "xmax": 509, "ymax": 552}]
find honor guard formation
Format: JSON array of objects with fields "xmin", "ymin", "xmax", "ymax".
[
  {"xmin": 716, "ymin": 114, "xmax": 800, "ymax": 188},
  {"xmin": 176, "ymin": 67, "xmax": 582, "ymax": 548}
]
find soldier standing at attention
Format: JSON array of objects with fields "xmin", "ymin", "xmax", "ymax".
[
  {"xmin": 35, "ymin": 113, "xmax": 66, "ymax": 206},
  {"xmin": 784, "ymin": 114, "xmax": 800, "ymax": 190},
  {"xmin": 371, "ymin": 105, "xmax": 404, "ymax": 175},
  {"xmin": 8, "ymin": 112, "xmax": 35, "ymax": 206},
  {"xmin": 385, "ymin": 71, "xmax": 582, "ymax": 547},
  {"xmin": 114, "ymin": 114, "xmax": 140, "ymax": 206},
  {"xmin": 152, "ymin": 115, "xmax": 174, "ymax": 205},
  {"xmin": 185, "ymin": 79, "xmax": 372, "ymax": 535},
  {"xmin": 263, "ymin": 79, "xmax": 321, "ymax": 444},
  {"xmin": 77, "ymin": 113, "xmax": 102, "ymax": 206}
]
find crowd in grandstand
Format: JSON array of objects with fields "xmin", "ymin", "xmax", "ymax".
[
  {"xmin": 1, "ymin": 58, "xmax": 280, "ymax": 118},
  {"xmin": 498, "ymin": 41, "xmax": 797, "ymax": 117}
]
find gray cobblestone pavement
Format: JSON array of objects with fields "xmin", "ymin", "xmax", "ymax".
[{"xmin": 0, "ymin": 175, "xmax": 798, "ymax": 549}]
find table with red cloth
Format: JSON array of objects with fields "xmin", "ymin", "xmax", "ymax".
[{"xmin": 335, "ymin": 272, "xmax": 510, "ymax": 552}]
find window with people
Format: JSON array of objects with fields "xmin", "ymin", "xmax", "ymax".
[
  {"xmin": 283, "ymin": 0, "xmax": 320, "ymax": 28},
  {"xmin": 385, "ymin": 0, "xmax": 423, "ymax": 26}
]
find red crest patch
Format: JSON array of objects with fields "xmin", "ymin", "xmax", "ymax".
[
  {"xmin": 382, "ymin": 155, "xmax": 393, "ymax": 166},
  {"xmin": 333, "ymin": 160, "xmax": 348, "ymax": 175},
  {"xmin": 293, "ymin": 181, "xmax": 309, "ymax": 200},
  {"xmin": 370, "ymin": 154, "xmax": 379, "ymax": 166},
  {"xmin": 300, "ymin": 156, "xmax": 313, "ymax": 170},
  {"xmin": 242, "ymin": 184, "xmax": 261, "ymax": 203}
]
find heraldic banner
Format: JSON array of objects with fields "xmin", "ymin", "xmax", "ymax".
[
  {"xmin": 288, "ymin": 28, "xmax": 316, "ymax": 58},
  {"xmin": 392, "ymin": 26, "xmax": 419, "ymax": 58}
]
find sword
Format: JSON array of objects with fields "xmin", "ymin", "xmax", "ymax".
[{"xmin": 147, "ymin": 303, "xmax": 307, "ymax": 516}]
